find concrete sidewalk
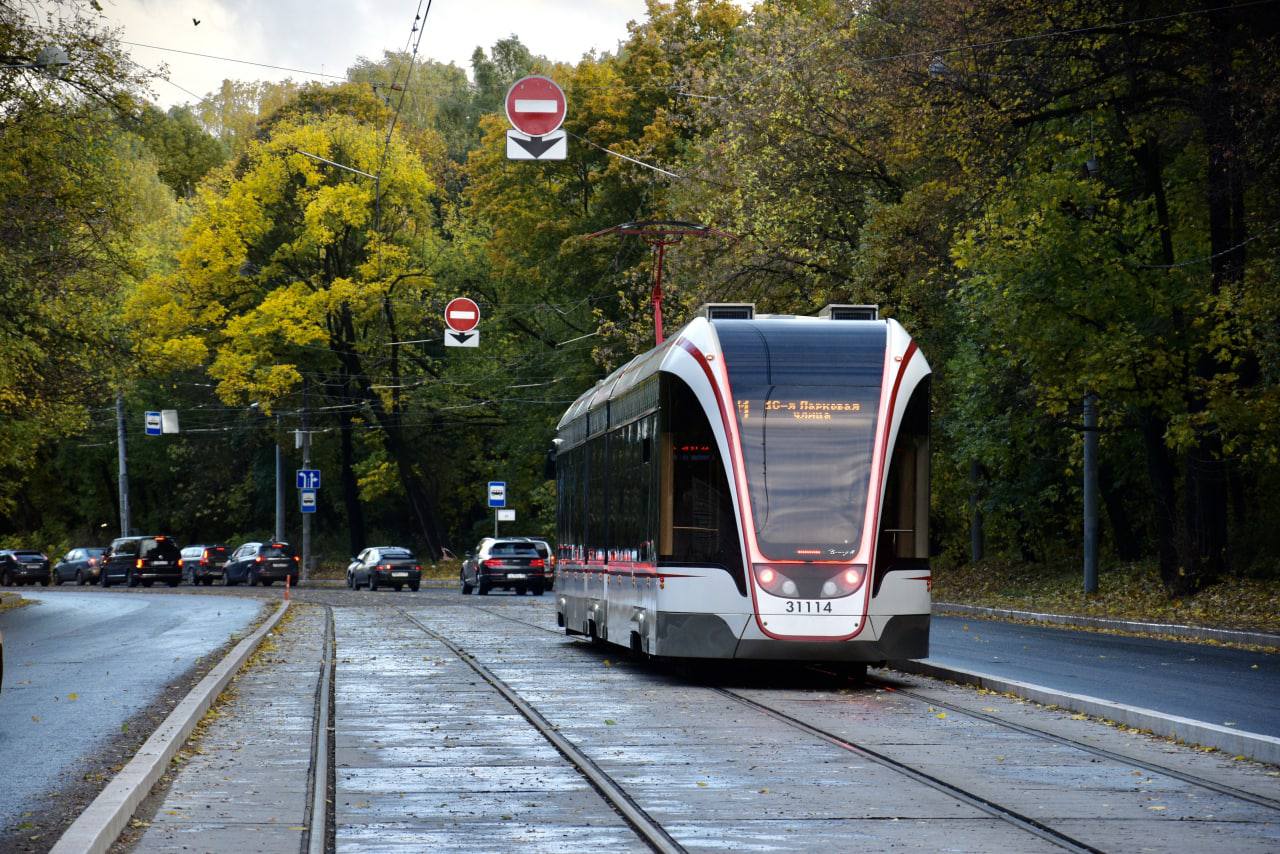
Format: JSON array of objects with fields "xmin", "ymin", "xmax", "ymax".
[{"xmin": 126, "ymin": 605, "xmax": 327, "ymax": 853}]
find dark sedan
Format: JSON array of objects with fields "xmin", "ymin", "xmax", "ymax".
[
  {"xmin": 347, "ymin": 547, "xmax": 421, "ymax": 592},
  {"xmin": 0, "ymin": 550, "xmax": 51, "ymax": 586},
  {"xmin": 224, "ymin": 541, "xmax": 299, "ymax": 587},
  {"xmin": 460, "ymin": 539, "xmax": 548, "ymax": 595},
  {"xmin": 53, "ymin": 547, "xmax": 107, "ymax": 585},
  {"xmin": 180, "ymin": 544, "xmax": 229, "ymax": 585}
]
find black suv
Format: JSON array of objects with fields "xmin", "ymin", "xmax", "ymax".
[
  {"xmin": 0, "ymin": 550, "xmax": 51, "ymax": 586},
  {"xmin": 225, "ymin": 541, "xmax": 299, "ymax": 587},
  {"xmin": 461, "ymin": 539, "xmax": 548, "ymax": 595},
  {"xmin": 180, "ymin": 544, "xmax": 229, "ymax": 585},
  {"xmin": 100, "ymin": 536, "xmax": 183, "ymax": 588}
]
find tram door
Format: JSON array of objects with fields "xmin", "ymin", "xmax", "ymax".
[
  {"xmin": 875, "ymin": 379, "xmax": 930, "ymax": 589},
  {"xmin": 658, "ymin": 377, "xmax": 745, "ymax": 591}
]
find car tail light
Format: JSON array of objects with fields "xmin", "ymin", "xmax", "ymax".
[
  {"xmin": 482, "ymin": 558, "xmax": 503, "ymax": 568},
  {"xmin": 530, "ymin": 558, "xmax": 545, "ymax": 568},
  {"xmin": 414, "ymin": 564, "xmax": 422, "ymax": 571},
  {"xmin": 379, "ymin": 564, "xmax": 391, "ymax": 570},
  {"xmin": 178, "ymin": 558, "xmax": 184, "ymax": 567},
  {"xmin": 255, "ymin": 556, "xmax": 264, "ymax": 563},
  {"xmin": 293, "ymin": 555, "xmax": 300, "ymax": 563},
  {"xmin": 200, "ymin": 559, "xmax": 208, "ymax": 567},
  {"xmin": 88, "ymin": 558, "xmax": 97, "ymax": 567},
  {"xmin": 135, "ymin": 558, "xmax": 144, "ymax": 569},
  {"xmin": 202, "ymin": 549, "xmax": 209, "ymax": 560}
]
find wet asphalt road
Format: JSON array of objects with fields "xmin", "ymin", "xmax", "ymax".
[
  {"xmin": 928, "ymin": 615, "xmax": 1279, "ymax": 737},
  {"xmin": 0, "ymin": 591, "xmax": 261, "ymax": 832}
]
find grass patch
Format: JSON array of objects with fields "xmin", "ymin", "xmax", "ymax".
[
  {"xmin": 0, "ymin": 592, "xmax": 34, "ymax": 613},
  {"xmin": 933, "ymin": 560, "xmax": 1280, "ymax": 633}
]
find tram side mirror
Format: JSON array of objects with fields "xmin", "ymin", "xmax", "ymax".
[{"xmin": 544, "ymin": 447, "xmax": 557, "ymax": 480}]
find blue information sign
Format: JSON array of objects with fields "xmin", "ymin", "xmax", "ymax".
[
  {"xmin": 299, "ymin": 489, "xmax": 317, "ymax": 513},
  {"xmin": 487, "ymin": 481, "xmax": 507, "ymax": 508},
  {"xmin": 144, "ymin": 411, "xmax": 162, "ymax": 436},
  {"xmin": 296, "ymin": 469, "xmax": 321, "ymax": 490}
]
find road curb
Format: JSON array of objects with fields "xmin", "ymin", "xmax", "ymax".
[
  {"xmin": 933, "ymin": 602, "xmax": 1280, "ymax": 649},
  {"xmin": 892, "ymin": 658, "xmax": 1280, "ymax": 766},
  {"xmin": 49, "ymin": 600, "xmax": 291, "ymax": 854}
]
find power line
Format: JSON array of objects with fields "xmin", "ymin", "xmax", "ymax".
[{"xmin": 120, "ymin": 41, "xmax": 346, "ymax": 80}]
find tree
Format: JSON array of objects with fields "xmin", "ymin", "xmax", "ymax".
[{"xmin": 127, "ymin": 98, "xmax": 457, "ymax": 558}]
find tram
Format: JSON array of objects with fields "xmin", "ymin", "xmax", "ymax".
[{"xmin": 553, "ymin": 304, "xmax": 931, "ymax": 663}]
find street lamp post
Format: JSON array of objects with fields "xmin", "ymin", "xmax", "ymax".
[{"xmin": 1, "ymin": 45, "xmax": 71, "ymax": 77}]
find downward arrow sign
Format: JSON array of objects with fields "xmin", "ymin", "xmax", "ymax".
[
  {"xmin": 449, "ymin": 332, "xmax": 475, "ymax": 344},
  {"xmin": 512, "ymin": 135, "xmax": 559, "ymax": 158}
]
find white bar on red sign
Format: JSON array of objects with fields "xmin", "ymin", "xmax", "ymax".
[
  {"xmin": 514, "ymin": 99, "xmax": 558, "ymax": 112},
  {"xmin": 449, "ymin": 310, "xmax": 477, "ymax": 320}
]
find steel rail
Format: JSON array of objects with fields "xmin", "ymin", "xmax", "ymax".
[
  {"xmin": 856, "ymin": 674, "xmax": 1280, "ymax": 812},
  {"xmin": 474, "ymin": 602, "xmax": 1279, "ymax": 815},
  {"xmin": 397, "ymin": 609, "xmax": 686, "ymax": 854},
  {"xmin": 714, "ymin": 687, "xmax": 1104, "ymax": 854},
  {"xmin": 304, "ymin": 606, "xmax": 335, "ymax": 854}
]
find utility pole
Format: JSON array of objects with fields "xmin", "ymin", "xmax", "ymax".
[
  {"xmin": 1083, "ymin": 393, "xmax": 1099, "ymax": 593},
  {"xmin": 301, "ymin": 381, "xmax": 312, "ymax": 583},
  {"xmin": 275, "ymin": 413, "xmax": 285, "ymax": 543},
  {"xmin": 116, "ymin": 392, "xmax": 131, "ymax": 537}
]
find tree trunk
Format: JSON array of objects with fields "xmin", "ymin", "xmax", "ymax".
[
  {"xmin": 1098, "ymin": 459, "xmax": 1143, "ymax": 560},
  {"xmin": 339, "ymin": 410, "xmax": 366, "ymax": 558}
]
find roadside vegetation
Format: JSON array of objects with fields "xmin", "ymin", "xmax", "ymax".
[
  {"xmin": 1, "ymin": 1, "xmax": 1278, "ymax": 611},
  {"xmin": 936, "ymin": 561, "xmax": 1280, "ymax": 633}
]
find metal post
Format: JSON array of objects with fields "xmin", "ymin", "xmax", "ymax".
[
  {"xmin": 494, "ymin": 509, "xmax": 499, "ymax": 538},
  {"xmin": 116, "ymin": 392, "xmax": 131, "ymax": 537},
  {"xmin": 652, "ymin": 241, "xmax": 666, "ymax": 345},
  {"xmin": 275, "ymin": 413, "xmax": 285, "ymax": 543},
  {"xmin": 1083, "ymin": 392, "xmax": 1099, "ymax": 594},
  {"xmin": 302, "ymin": 381, "xmax": 311, "ymax": 583}
]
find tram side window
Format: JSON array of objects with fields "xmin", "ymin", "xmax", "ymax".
[
  {"xmin": 585, "ymin": 435, "xmax": 608, "ymax": 560},
  {"xmin": 556, "ymin": 445, "xmax": 585, "ymax": 563},
  {"xmin": 659, "ymin": 377, "xmax": 745, "ymax": 592},
  {"xmin": 875, "ymin": 379, "xmax": 930, "ymax": 587}
]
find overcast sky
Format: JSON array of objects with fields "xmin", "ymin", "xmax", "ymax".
[{"xmin": 78, "ymin": 0, "xmax": 749, "ymax": 108}]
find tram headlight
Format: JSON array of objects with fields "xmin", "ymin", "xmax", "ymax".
[
  {"xmin": 754, "ymin": 563, "xmax": 866, "ymax": 598},
  {"xmin": 753, "ymin": 564, "xmax": 790, "ymax": 596},
  {"xmin": 831, "ymin": 565, "xmax": 866, "ymax": 596}
]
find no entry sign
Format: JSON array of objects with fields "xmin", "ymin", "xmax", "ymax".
[
  {"xmin": 444, "ymin": 297, "xmax": 480, "ymax": 333},
  {"xmin": 505, "ymin": 76, "xmax": 566, "ymax": 137}
]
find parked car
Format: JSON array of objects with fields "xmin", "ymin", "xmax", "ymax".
[
  {"xmin": 180, "ymin": 544, "xmax": 229, "ymax": 585},
  {"xmin": 53, "ymin": 547, "xmax": 107, "ymax": 585},
  {"xmin": 224, "ymin": 541, "xmax": 299, "ymax": 587},
  {"xmin": 460, "ymin": 539, "xmax": 548, "ymax": 596},
  {"xmin": 510, "ymin": 537, "xmax": 555, "ymax": 585},
  {"xmin": 347, "ymin": 546, "xmax": 422, "ymax": 592},
  {"xmin": 0, "ymin": 549, "xmax": 51, "ymax": 586},
  {"xmin": 100, "ymin": 536, "xmax": 183, "ymax": 587}
]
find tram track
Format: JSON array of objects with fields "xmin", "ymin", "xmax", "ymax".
[
  {"xmin": 395, "ymin": 608, "xmax": 687, "ymax": 854},
  {"xmin": 463, "ymin": 601, "xmax": 1279, "ymax": 846},
  {"xmin": 304, "ymin": 605, "xmax": 337, "ymax": 854},
  {"xmin": 851, "ymin": 673, "xmax": 1280, "ymax": 813}
]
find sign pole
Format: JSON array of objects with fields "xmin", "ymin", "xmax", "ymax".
[
  {"xmin": 494, "ymin": 509, "xmax": 499, "ymax": 538},
  {"xmin": 302, "ymin": 379, "xmax": 311, "ymax": 583}
]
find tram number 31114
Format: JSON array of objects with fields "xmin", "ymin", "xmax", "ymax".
[{"xmin": 785, "ymin": 600, "xmax": 834, "ymax": 614}]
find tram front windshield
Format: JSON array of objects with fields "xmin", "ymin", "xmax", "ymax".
[{"xmin": 716, "ymin": 321, "xmax": 884, "ymax": 561}]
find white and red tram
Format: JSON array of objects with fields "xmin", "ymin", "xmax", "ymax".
[{"xmin": 554, "ymin": 305, "xmax": 931, "ymax": 663}]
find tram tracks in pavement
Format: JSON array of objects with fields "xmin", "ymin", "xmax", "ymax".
[
  {"xmin": 304, "ymin": 605, "xmax": 337, "ymax": 854},
  {"xmin": 395, "ymin": 608, "xmax": 687, "ymax": 854},
  {"xmin": 846, "ymin": 671, "xmax": 1280, "ymax": 813},
  {"xmin": 464, "ymin": 602, "xmax": 1279, "ymax": 848}
]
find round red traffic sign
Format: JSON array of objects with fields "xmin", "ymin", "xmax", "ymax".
[
  {"xmin": 444, "ymin": 297, "xmax": 480, "ymax": 333},
  {"xmin": 504, "ymin": 75, "xmax": 567, "ymax": 137}
]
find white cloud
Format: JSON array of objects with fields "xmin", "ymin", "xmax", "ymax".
[{"xmin": 82, "ymin": 0, "xmax": 743, "ymax": 106}]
